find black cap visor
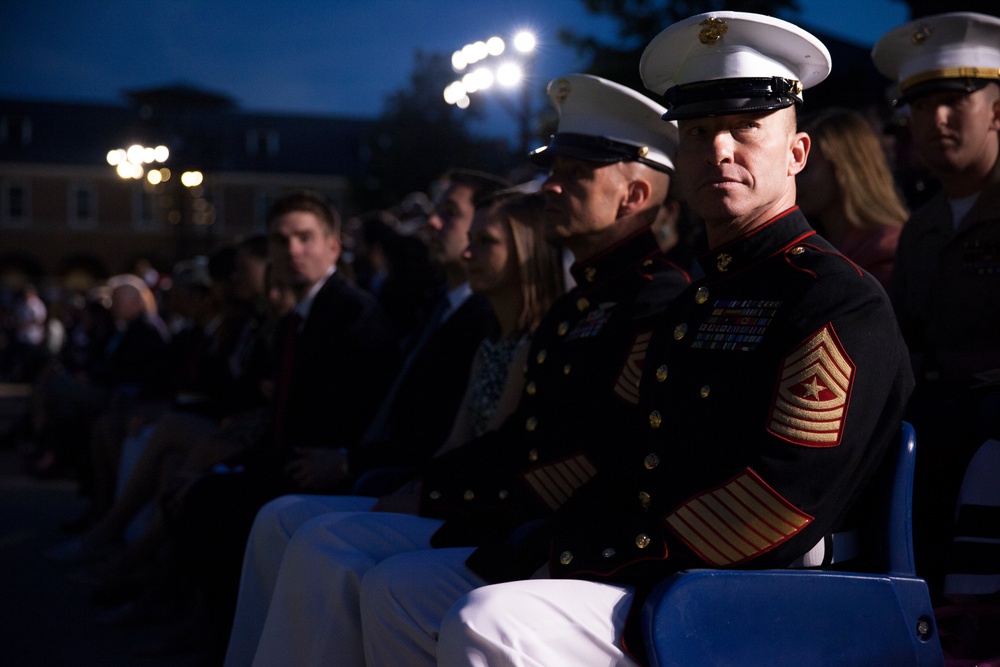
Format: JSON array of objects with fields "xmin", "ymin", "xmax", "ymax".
[
  {"xmin": 895, "ymin": 78, "xmax": 995, "ymax": 107},
  {"xmin": 662, "ymin": 77, "xmax": 801, "ymax": 121},
  {"xmin": 529, "ymin": 133, "xmax": 671, "ymax": 173}
]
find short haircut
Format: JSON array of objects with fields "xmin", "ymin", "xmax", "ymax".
[
  {"xmin": 440, "ymin": 169, "xmax": 511, "ymax": 208},
  {"xmin": 267, "ymin": 190, "xmax": 341, "ymax": 237}
]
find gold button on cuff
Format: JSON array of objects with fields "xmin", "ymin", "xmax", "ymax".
[
  {"xmin": 790, "ymin": 246, "xmax": 805, "ymax": 255},
  {"xmin": 525, "ymin": 417, "xmax": 538, "ymax": 432},
  {"xmin": 700, "ymin": 385, "xmax": 711, "ymax": 398},
  {"xmin": 463, "ymin": 490, "xmax": 475, "ymax": 501},
  {"xmin": 602, "ymin": 548, "xmax": 616, "ymax": 558},
  {"xmin": 429, "ymin": 490, "xmax": 442, "ymax": 500},
  {"xmin": 695, "ymin": 286, "xmax": 709, "ymax": 304},
  {"xmin": 674, "ymin": 323, "xmax": 688, "ymax": 340},
  {"xmin": 557, "ymin": 322, "xmax": 569, "ymax": 336},
  {"xmin": 526, "ymin": 381, "xmax": 536, "ymax": 395},
  {"xmin": 584, "ymin": 267, "xmax": 597, "ymax": 283},
  {"xmin": 639, "ymin": 491, "xmax": 651, "ymax": 507},
  {"xmin": 636, "ymin": 533, "xmax": 651, "ymax": 549},
  {"xmin": 642, "ymin": 259, "xmax": 653, "ymax": 267},
  {"xmin": 498, "ymin": 489, "xmax": 509, "ymax": 500},
  {"xmin": 577, "ymin": 297, "xmax": 589, "ymax": 312},
  {"xmin": 536, "ymin": 350, "xmax": 546, "ymax": 364},
  {"xmin": 648, "ymin": 411, "xmax": 662, "ymax": 429},
  {"xmin": 655, "ymin": 365, "xmax": 668, "ymax": 382},
  {"xmin": 560, "ymin": 551, "xmax": 573, "ymax": 565},
  {"xmin": 644, "ymin": 453, "xmax": 660, "ymax": 470},
  {"xmin": 528, "ymin": 448, "xmax": 539, "ymax": 462},
  {"xmin": 563, "ymin": 364, "xmax": 571, "ymax": 375}
]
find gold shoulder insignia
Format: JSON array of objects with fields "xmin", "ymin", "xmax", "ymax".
[
  {"xmin": 666, "ymin": 468, "xmax": 813, "ymax": 566},
  {"xmin": 614, "ymin": 330, "xmax": 652, "ymax": 405},
  {"xmin": 768, "ymin": 324, "xmax": 854, "ymax": 447}
]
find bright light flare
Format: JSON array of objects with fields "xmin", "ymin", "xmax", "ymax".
[
  {"xmin": 154, "ymin": 145, "xmax": 169, "ymax": 162},
  {"xmin": 513, "ymin": 31, "xmax": 536, "ymax": 53},
  {"xmin": 496, "ymin": 62, "xmax": 523, "ymax": 87},
  {"xmin": 486, "ymin": 36, "xmax": 505, "ymax": 56},
  {"xmin": 181, "ymin": 171, "xmax": 204, "ymax": 187},
  {"xmin": 451, "ymin": 50, "xmax": 468, "ymax": 71},
  {"xmin": 147, "ymin": 169, "xmax": 163, "ymax": 185},
  {"xmin": 444, "ymin": 81, "xmax": 467, "ymax": 105}
]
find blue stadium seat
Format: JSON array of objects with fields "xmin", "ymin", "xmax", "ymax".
[{"xmin": 642, "ymin": 422, "xmax": 945, "ymax": 666}]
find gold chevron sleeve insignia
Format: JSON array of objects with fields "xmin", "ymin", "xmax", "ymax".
[
  {"xmin": 665, "ymin": 468, "xmax": 813, "ymax": 566},
  {"xmin": 522, "ymin": 453, "xmax": 597, "ymax": 510},
  {"xmin": 768, "ymin": 324, "xmax": 854, "ymax": 447},
  {"xmin": 613, "ymin": 330, "xmax": 652, "ymax": 405}
]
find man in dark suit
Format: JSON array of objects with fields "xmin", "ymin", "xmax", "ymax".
[
  {"xmin": 168, "ymin": 190, "xmax": 400, "ymax": 656},
  {"xmin": 224, "ymin": 170, "xmax": 506, "ymax": 665}
]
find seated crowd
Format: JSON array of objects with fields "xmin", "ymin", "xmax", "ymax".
[{"xmin": 0, "ymin": 8, "xmax": 997, "ymax": 666}]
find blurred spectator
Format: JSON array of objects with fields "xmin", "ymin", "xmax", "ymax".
[{"xmin": 797, "ymin": 107, "xmax": 908, "ymax": 287}]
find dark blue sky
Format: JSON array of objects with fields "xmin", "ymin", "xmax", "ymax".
[{"xmin": 2, "ymin": 0, "xmax": 909, "ymax": 140}]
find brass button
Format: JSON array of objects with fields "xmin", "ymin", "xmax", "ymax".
[
  {"xmin": 526, "ymin": 381, "xmax": 536, "ymax": 395},
  {"xmin": 602, "ymin": 548, "xmax": 616, "ymax": 558},
  {"xmin": 525, "ymin": 417, "xmax": 538, "ymax": 432},
  {"xmin": 563, "ymin": 364, "xmax": 571, "ymax": 375},
  {"xmin": 584, "ymin": 267, "xmax": 597, "ymax": 283},
  {"xmin": 636, "ymin": 533, "xmax": 651, "ymax": 549},
  {"xmin": 655, "ymin": 365, "xmax": 668, "ymax": 382},
  {"xmin": 695, "ymin": 286, "xmax": 709, "ymax": 304},
  {"xmin": 790, "ymin": 246, "xmax": 805, "ymax": 255},
  {"xmin": 429, "ymin": 490, "xmax": 442, "ymax": 500},
  {"xmin": 700, "ymin": 385, "xmax": 711, "ymax": 398},
  {"xmin": 674, "ymin": 323, "xmax": 688, "ymax": 340},
  {"xmin": 577, "ymin": 297, "xmax": 589, "ymax": 312},
  {"xmin": 463, "ymin": 489, "xmax": 475, "ymax": 501},
  {"xmin": 528, "ymin": 448, "xmax": 539, "ymax": 462},
  {"xmin": 642, "ymin": 259, "xmax": 653, "ymax": 267},
  {"xmin": 648, "ymin": 411, "xmax": 662, "ymax": 429},
  {"xmin": 644, "ymin": 453, "xmax": 660, "ymax": 470},
  {"xmin": 559, "ymin": 551, "xmax": 573, "ymax": 565},
  {"xmin": 637, "ymin": 146, "xmax": 649, "ymax": 158},
  {"xmin": 639, "ymin": 491, "xmax": 651, "ymax": 507},
  {"xmin": 557, "ymin": 321, "xmax": 569, "ymax": 336},
  {"xmin": 536, "ymin": 350, "xmax": 546, "ymax": 364},
  {"xmin": 498, "ymin": 489, "xmax": 509, "ymax": 500}
]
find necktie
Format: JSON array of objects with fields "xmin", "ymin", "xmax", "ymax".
[{"xmin": 272, "ymin": 312, "xmax": 303, "ymax": 448}]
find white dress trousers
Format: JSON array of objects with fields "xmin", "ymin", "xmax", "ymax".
[
  {"xmin": 224, "ymin": 494, "xmax": 378, "ymax": 667},
  {"xmin": 436, "ymin": 576, "xmax": 639, "ymax": 667},
  {"xmin": 248, "ymin": 509, "xmax": 445, "ymax": 667}
]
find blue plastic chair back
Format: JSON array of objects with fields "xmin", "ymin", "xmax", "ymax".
[{"xmin": 642, "ymin": 422, "xmax": 944, "ymax": 666}]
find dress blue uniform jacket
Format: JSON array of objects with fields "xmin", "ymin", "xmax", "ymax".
[{"xmin": 420, "ymin": 227, "xmax": 694, "ymax": 548}]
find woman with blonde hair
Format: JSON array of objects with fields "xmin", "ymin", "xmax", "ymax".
[
  {"xmin": 797, "ymin": 108, "xmax": 908, "ymax": 287},
  {"xmin": 442, "ymin": 187, "xmax": 565, "ymax": 448}
]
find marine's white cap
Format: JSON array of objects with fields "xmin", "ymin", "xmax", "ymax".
[
  {"xmin": 640, "ymin": 11, "xmax": 831, "ymax": 120},
  {"xmin": 529, "ymin": 73, "xmax": 677, "ymax": 173},
  {"xmin": 872, "ymin": 12, "xmax": 1000, "ymax": 106}
]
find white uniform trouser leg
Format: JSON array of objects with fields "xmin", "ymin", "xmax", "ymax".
[
  {"xmin": 224, "ymin": 494, "xmax": 377, "ymax": 667},
  {"xmin": 438, "ymin": 578, "xmax": 638, "ymax": 667},
  {"xmin": 360, "ymin": 547, "xmax": 482, "ymax": 667},
  {"xmin": 252, "ymin": 511, "xmax": 444, "ymax": 667}
]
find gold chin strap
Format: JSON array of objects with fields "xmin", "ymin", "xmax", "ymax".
[{"xmin": 900, "ymin": 66, "xmax": 1000, "ymax": 92}]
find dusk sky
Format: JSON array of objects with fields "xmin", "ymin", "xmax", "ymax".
[{"xmin": 3, "ymin": 0, "xmax": 911, "ymax": 140}]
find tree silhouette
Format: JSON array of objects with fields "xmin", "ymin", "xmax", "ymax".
[{"xmin": 352, "ymin": 51, "xmax": 516, "ymax": 211}]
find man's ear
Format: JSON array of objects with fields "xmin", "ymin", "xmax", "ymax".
[
  {"xmin": 620, "ymin": 176, "xmax": 653, "ymax": 216},
  {"xmin": 788, "ymin": 131, "xmax": 810, "ymax": 176},
  {"xmin": 989, "ymin": 92, "xmax": 1000, "ymax": 132}
]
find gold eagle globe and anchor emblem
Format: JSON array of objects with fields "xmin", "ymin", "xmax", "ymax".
[{"xmin": 699, "ymin": 18, "xmax": 728, "ymax": 45}]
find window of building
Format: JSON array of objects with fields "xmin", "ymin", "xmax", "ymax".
[
  {"xmin": 0, "ymin": 116, "xmax": 33, "ymax": 146},
  {"xmin": 246, "ymin": 128, "xmax": 280, "ymax": 157},
  {"xmin": 68, "ymin": 183, "xmax": 97, "ymax": 229},
  {"xmin": 1, "ymin": 180, "xmax": 30, "ymax": 228}
]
